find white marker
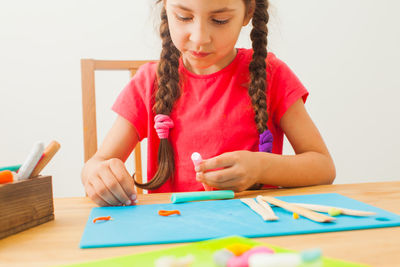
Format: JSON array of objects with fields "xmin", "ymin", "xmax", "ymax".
[
  {"xmin": 191, "ymin": 152, "xmax": 202, "ymax": 167},
  {"xmin": 17, "ymin": 142, "xmax": 45, "ymax": 180}
]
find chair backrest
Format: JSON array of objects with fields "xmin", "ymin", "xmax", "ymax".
[{"xmin": 81, "ymin": 59, "xmax": 153, "ymax": 194}]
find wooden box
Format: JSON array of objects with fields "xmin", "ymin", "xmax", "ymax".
[{"xmin": 0, "ymin": 175, "xmax": 54, "ymax": 239}]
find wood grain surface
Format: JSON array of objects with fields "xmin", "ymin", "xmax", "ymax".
[{"xmin": 0, "ymin": 181, "xmax": 399, "ymax": 267}]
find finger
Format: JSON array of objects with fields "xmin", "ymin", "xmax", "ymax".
[
  {"xmin": 198, "ymin": 175, "xmax": 238, "ymax": 191},
  {"xmin": 197, "ymin": 167, "xmax": 237, "ymax": 187},
  {"xmin": 86, "ymin": 181, "xmax": 109, "ymax": 207},
  {"xmin": 196, "ymin": 152, "xmax": 236, "ymax": 172},
  {"xmin": 108, "ymin": 158, "xmax": 137, "ymax": 202},
  {"xmin": 90, "ymin": 174, "xmax": 121, "ymax": 206},
  {"xmin": 99, "ymin": 164, "xmax": 132, "ymax": 205},
  {"xmin": 200, "ymin": 176, "xmax": 243, "ymax": 192}
]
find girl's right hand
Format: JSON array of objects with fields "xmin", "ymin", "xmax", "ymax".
[{"xmin": 81, "ymin": 158, "xmax": 137, "ymax": 207}]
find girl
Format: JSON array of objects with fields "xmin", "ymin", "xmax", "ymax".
[{"xmin": 81, "ymin": 0, "xmax": 336, "ymax": 207}]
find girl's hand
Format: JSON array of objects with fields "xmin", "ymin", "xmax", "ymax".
[
  {"xmin": 195, "ymin": 151, "xmax": 265, "ymax": 192},
  {"xmin": 81, "ymin": 158, "xmax": 137, "ymax": 207}
]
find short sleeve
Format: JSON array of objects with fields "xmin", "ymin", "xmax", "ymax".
[
  {"xmin": 111, "ymin": 62, "xmax": 157, "ymax": 141},
  {"xmin": 266, "ymin": 53, "xmax": 309, "ymax": 126}
]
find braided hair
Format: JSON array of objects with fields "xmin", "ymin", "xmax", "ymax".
[
  {"xmin": 247, "ymin": 0, "xmax": 269, "ymax": 134},
  {"xmin": 134, "ymin": 5, "xmax": 181, "ymax": 190},
  {"xmin": 134, "ymin": 0, "xmax": 270, "ymax": 190}
]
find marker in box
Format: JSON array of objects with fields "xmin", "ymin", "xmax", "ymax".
[
  {"xmin": 17, "ymin": 142, "xmax": 45, "ymax": 181},
  {"xmin": 0, "ymin": 165, "xmax": 21, "ymax": 172},
  {"xmin": 30, "ymin": 140, "xmax": 60, "ymax": 178}
]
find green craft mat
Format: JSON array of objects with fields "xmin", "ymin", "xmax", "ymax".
[{"xmin": 65, "ymin": 236, "xmax": 368, "ymax": 267}]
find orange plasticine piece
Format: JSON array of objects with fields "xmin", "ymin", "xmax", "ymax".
[
  {"xmin": 93, "ymin": 216, "xmax": 112, "ymax": 223},
  {"xmin": 158, "ymin": 210, "xmax": 181, "ymax": 216}
]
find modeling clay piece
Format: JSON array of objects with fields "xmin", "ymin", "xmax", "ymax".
[
  {"xmin": 155, "ymin": 254, "xmax": 194, "ymax": 267},
  {"xmin": 92, "ymin": 216, "xmax": 113, "ymax": 223},
  {"xmin": 171, "ymin": 190, "xmax": 235, "ymax": 203},
  {"xmin": 225, "ymin": 243, "xmax": 252, "ymax": 256},
  {"xmin": 228, "ymin": 246, "xmax": 274, "ymax": 267},
  {"xmin": 301, "ymin": 248, "xmax": 322, "ymax": 264},
  {"xmin": 328, "ymin": 208, "xmax": 342, "ymax": 217},
  {"xmin": 191, "ymin": 152, "xmax": 203, "ymax": 167},
  {"xmin": 158, "ymin": 210, "xmax": 181, "ymax": 216},
  {"xmin": 248, "ymin": 248, "xmax": 322, "ymax": 267},
  {"xmin": 191, "ymin": 152, "xmax": 214, "ymax": 191},
  {"xmin": 241, "ymin": 198, "xmax": 278, "ymax": 221},
  {"xmin": 249, "ymin": 253, "xmax": 301, "ymax": 267},
  {"xmin": 213, "ymin": 249, "xmax": 234, "ymax": 266},
  {"xmin": 291, "ymin": 203, "xmax": 376, "ymax": 217},
  {"xmin": 0, "ymin": 170, "xmax": 16, "ymax": 184},
  {"xmin": 256, "ymin": 195, "xmax": 279, "ymax": 220},
  {"xmin": 259, "ymin": 196, "xmax": 336, "ymax": 223}
]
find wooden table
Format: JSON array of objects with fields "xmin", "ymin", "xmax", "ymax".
[{"xmin": 1, "ymin": 182, "xmax": 399, "ymax": 267}]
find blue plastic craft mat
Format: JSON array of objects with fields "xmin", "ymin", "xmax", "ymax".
[{"xmin": 80, "ymin": 193, "xmax": 400, "ymax": 248}]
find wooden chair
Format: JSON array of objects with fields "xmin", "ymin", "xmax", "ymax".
[{"xmin": 81, "ymin": 59, "xmax": 153, "ymax": 194}]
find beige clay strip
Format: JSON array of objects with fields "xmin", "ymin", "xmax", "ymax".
[
  {"xmin": 255, "ymin": 195, "xmax": 279, "ymax": 220},
  {"xmin": 260, "ymin": 196, "xmax": 336, "ymax": 223},
  {"xmin": 240, "ymin": 198, "xmax": 279, "ymax": 221},
  {"xmin": 291, "ymin": 203, "xmax": 376, "ymax": 217}
]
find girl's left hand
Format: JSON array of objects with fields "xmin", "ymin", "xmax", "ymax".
[{"xmin": 195, "ymin": 151, "xmax": 265, "ymax": 192}]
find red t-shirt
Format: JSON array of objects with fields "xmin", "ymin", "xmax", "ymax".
[{"xmin": 112, "ymin": 48, "xmax": 308, "ymax": 193}]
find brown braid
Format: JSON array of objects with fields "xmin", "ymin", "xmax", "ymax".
[
  {"xmin": 134, "ymin": 5, "xmax": 181, "ymax": 190},
  {"xmin": 245, "ymin": 0, "xmax": 270, "ymax": 190},
  {"xmin": 248, "ymin": 0, "xmax": 269, "ymax": 134}
]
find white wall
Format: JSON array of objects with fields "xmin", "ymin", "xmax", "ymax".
[{"xmin": 0, "ymin": 0, "xmax": 399, "ymax": 197}]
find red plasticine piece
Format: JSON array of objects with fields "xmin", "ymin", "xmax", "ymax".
[
  {"xmin": 93, "ymin": 216, "xmax": 112, "ymax": 223},
  {"xmin": 158, "ymin": 210, "xmax": 181, "ymax": 216}
]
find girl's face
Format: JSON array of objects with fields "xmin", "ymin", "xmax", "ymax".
[{"xmin": 165, "ymin": 0, "xmax": 253, "ymax": 75}]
